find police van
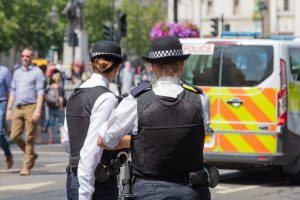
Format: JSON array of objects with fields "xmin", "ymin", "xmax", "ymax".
[{"xmin": 180, "ymin": 37, "xmax": 300, "ymax": 182}]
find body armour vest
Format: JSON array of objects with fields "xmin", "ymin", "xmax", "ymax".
[
  {"xmin": 66, "ymin": 86, "xmax": 119, "ymax": 167},
  {"xmin": 131, "ymin": 89, "xmax": 205, "ymax": 180}
]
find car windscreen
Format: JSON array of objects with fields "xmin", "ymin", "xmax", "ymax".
[{"xmin": 181, "ymin": 45, "xmax": 274, "ymax": 87}]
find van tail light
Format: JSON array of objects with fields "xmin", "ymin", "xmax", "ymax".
[{"xmin": 277, "ymin": 59, "xmax": 287, "ymax": 125}]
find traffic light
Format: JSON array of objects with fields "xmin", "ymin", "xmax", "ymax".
[
  {"xmin": 118, "ymin": 12, "xmax": 127, "ymax": 37},
  {"xmin": 103, "ymin": 24, "xmax": 113, "ymax": 41},
  {"xmin": 224, "ymin": 24, "xmax": 230, "ymax": 31},
  {"xmin": 210, "ymin": 17, "xmax": 219, "ymax": 37}
]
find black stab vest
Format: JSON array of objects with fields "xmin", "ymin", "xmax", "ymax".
[
  {"xmin": 66, "ymin": 86, "xmax": 118, "ymax": 167},
  {"xmin": 131, "ymin": 89, "xmax": 205, "ymax": 180}
]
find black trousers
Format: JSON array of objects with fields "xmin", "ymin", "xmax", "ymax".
[
  {"xmin": 132, "ymin": 178, "xmax": 211, "ymax": 200},
  {"xmin": 93, "ymin": 175, "xmax": 118, "ymax": 200},
  {"xmin": 66, "ymin": 167, "xmax": 118, "ymax": 200}
]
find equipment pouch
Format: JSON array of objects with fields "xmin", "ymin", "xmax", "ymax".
[
  {"xmin": 94, "ymin": 163, "xmax": 113, "ymax": 183},
  {"xmin": 204, "ymin": 164, "xmax": 219, "ymax": 188},
  {"xmin": 188, "ymin": 169, "xmax": 209, "ymax": 187},
  {"xmin": 188, "ymin": 164, "xmax": 220, "ymax": 188}
]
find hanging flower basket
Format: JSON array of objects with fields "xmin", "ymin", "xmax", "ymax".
[{"xmin": 150, "ymin": 22, "xmax": 200, "ymax": 40}]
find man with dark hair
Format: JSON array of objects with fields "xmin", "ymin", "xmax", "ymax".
[
  {"xmin": 6, "ymin": 47, "xmax": 45, "ymax": 176},
  {"xmin": 97, "ymin": 36, "xmax": 211, "ymax": 199}
]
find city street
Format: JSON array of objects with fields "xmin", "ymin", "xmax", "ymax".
[
  {"xmin": 0, "ymin": 144, "xmax": 67, "ymax": 200},
  {"xmin": 1, "ymin": 0, "xmax": 300, "ymax": 200},
  {"xmin": 1, "ymin": 144, "xmax": 300, "ymax": 200}
]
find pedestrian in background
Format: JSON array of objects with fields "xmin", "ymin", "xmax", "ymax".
[
  {"xmin": 120, "ymin": 60, "xmax": 134, "ymax": 96},
  {"xmin": 0, "ymin": 65, "xmax": 13, "ymax": 169},
  {"xmin": 97, "ymin": 36, "xmax": 211, "ymax": 199},
  {"xmin": 6, "ymin": 47, "xmax": 45, "ymax": 176},
  {"xmin": 34, "ymin": 64, "xmax": 48, "ymax": 144},
  {"xmin": 140, "ymin": 62, "xmax": 154, "ymax": 83},
  {"xmin": 62, "ymin": 41, "xmax": 129, "ymax": 200},
  {"xmin": 46, "ymin": 71, "xmax": 65, "ymax": 144}
]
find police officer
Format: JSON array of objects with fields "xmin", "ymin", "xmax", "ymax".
[
  {"xmin": 97, "ymin": 36, "xmax": 211, "ymax": 199},
  {"xmin": 62, "ymin": 40, "xmax": 129, "ymax": 200}
]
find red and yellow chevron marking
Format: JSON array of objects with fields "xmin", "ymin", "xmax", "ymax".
[
  {"xmin": 202, "ymin": 87, "xmax": 278, "ymax": 154},
  {"xmin": 202, "ymin": 87, "xmax": 219, "ymax": 124},
  {"xmin": 204, "ymin": 133, "xmax": 277, "ymax": 154},
  {"xmin": 204, "ymin": 87, "xmax": 278, "ymax": 132}
]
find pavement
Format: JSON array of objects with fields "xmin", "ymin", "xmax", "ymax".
[{"xmin": 0, "ymin": 143, "xmax": 68, "ymax": 200}]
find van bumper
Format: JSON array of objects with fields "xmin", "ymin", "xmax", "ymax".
[{"xmin": 204, "ymin": 152, "xmax": 286, "ymax": 169}]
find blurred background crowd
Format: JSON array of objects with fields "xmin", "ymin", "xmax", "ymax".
[{"xmin": 10, "ymin": 59, "xmax": 154, "ymax": 145}]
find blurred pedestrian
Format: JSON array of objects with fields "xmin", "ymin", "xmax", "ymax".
[
  {"xmin": 71, "ymin": 62, "xmax": 84, "ymax": 86},
  {"xmin": 13, "ymin": 63, "xmax": 21, "ymax": 71},
  {"xmin": 62, "ymin": 41, "xmax": 129, "ymax": 200},
  {"xmin": 0, "ymin": 65, "xmax": 13, "ymax": 169},
  {"xmin": 120, "ymin": 60, "xmax": 134, "ymax": 96},
  {"xmin": 34, "ymin": 64, "xmax": 48, "ymax": 144},
  {"xmin": 97, "ymin": 36, "xmax": 211, "ymax": 200},
  {"xmin": 6, "ymin": 47, "xmax": 46, "ymax": 176},
  {"xmin": 140, "ymin": 63, "xmax": 154, "ymax": 83},
  {"xmin": 45, "ymin": 71, "xmax": 65, "ymax": 144}
]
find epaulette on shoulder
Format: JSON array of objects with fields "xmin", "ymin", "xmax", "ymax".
[
  {"xmin": 130, "ymin": 82, "xmax": 152, "ymax": 98},
  {"xmin": 181, "ymin": 82, "xmax": 203, "ymax": 94}
]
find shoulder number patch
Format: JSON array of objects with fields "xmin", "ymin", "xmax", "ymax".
[{"xmin": 181, "ymin": 82, "xmax": 202, "ymax": 94}]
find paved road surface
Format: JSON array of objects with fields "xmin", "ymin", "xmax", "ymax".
[{"xmin": 1, "ymin": 144, "xmax": 300, "ymax": 200}]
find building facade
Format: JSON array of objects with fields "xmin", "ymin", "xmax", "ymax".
[{"xmin": 167, "ymin": 0, "xmax": 300, "ymax": 37}]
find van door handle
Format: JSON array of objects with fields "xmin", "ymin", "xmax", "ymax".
[
  {"xmin": 259, "ymin": 125, "xmax": 269, "ymax": 130},
  {"xmin": 226, "ymin": 98, "xmax": 243, "ymax": 107}
]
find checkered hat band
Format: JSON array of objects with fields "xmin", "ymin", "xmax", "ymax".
[
  {"xmin": 91, "ymin": 52, "xmax": 121, "ymax": 57},
  {"xmin": 149, "ymin": 49, "xmax": 183, "ymax": 58}
]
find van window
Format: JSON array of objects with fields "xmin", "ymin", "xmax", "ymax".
[
  {"xmin": 182, "ymin": 45, "xmax": 273, "ymax": 87},
  {"xmin": 289, "ymin": 48, "xmax": 300, "ymax": 81}
]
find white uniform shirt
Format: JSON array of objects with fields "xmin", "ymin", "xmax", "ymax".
[
  {"xmin": 98, "ymin": 76, "xmax": 210, "ymax": 149},
  {"xmin": 61, "ymin": 73, "xmax": 118, "ymax": 200}
]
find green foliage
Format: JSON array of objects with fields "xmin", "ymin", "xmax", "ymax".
[
  {"xmin": 84, "ymin": 0, "xmax": 113, "ymax": 45},
  {"xmin": 119, "ymin": 0, "xmax": 165, "ymax": 57},
  {"xmin": 0, "ymin": 0, "xmax": 165, "ymax": 60},
  {"xmin": 0, "ymin": 0, "xmax": 18, "ymax": 53},
  {"xmin": 252, "ymin": 0, "xmax": 262, "ymax": 21},
  {"xmin": 0, "ymin": 0, "xmax": 68, "ymax": 57}
]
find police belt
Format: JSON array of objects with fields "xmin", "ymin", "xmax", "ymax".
[
  {"xmin": 134, "ymin": 164, "xmax": 219, "ymax": 188},
  {"xmin": 66, "ymin": 160, "xmax": 120, "ymax": 180}
]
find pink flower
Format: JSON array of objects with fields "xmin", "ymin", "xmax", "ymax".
[{"xmin": 150, "ymin": 22, "xmax": 200, "ymax": 40}]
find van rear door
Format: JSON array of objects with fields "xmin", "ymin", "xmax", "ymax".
[
  {"xmin": 182, "ymin": 42, "xmax": 278, "ymax": 155},
  {"xmin": 217, "ymin": 45, "xmax": 277, "ymax": 155}
]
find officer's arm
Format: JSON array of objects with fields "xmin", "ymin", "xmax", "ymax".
[{"xmin": 97, "ymin": 135, "xmax": 131, "ymax": 150}]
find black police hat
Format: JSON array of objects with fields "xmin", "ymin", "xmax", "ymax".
[
  {"xmin": 90, "ymin": 40, "xmax": 123, "ymax": 64},
  {"xmin": 142, "ymin": 36, "xmax": 190, "ymax": 63}
]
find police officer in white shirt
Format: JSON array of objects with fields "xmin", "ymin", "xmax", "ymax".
[
  {"xmin": 97, "ymin": 36, "xmax": 211, "ymax": 199},
  {"xmin": 62, "ymin": 40, "xmax": 130, "ymax": 200}
]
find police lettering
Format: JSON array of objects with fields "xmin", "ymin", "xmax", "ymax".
[{"xmin": 183, "ymin": 44, "xmax": 215, "ymax": 55}]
